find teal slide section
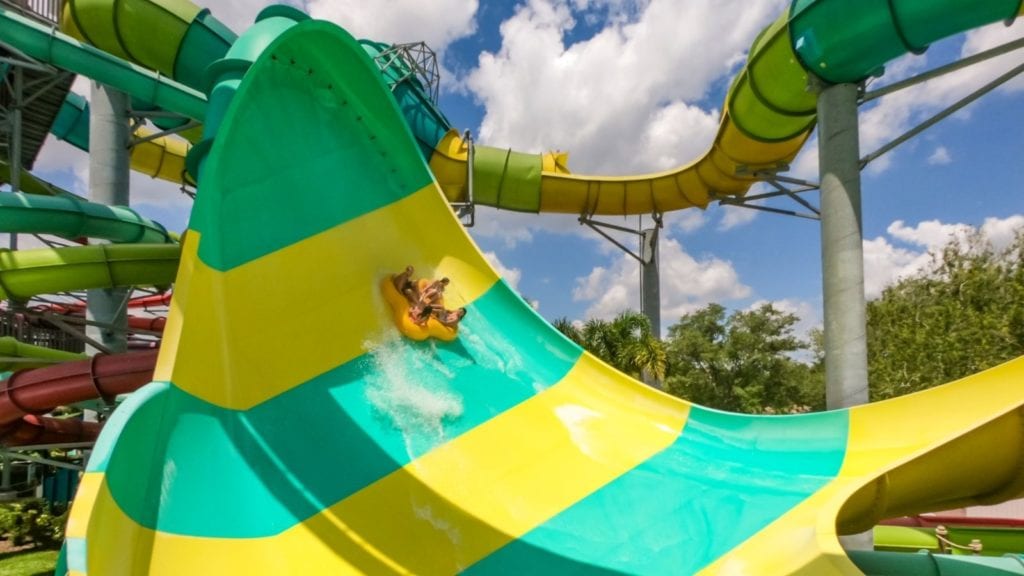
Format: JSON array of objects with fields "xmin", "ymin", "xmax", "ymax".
[{"xmin": 0, "ymin": 193, "xmax": 172, "ymax": 244}]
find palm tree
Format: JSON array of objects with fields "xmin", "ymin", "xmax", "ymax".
[{"xmin": 553, "ymin": 311, "xmax": 665, "ymax": 382}]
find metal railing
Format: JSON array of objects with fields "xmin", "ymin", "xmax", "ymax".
[
  {"xmin": 0, "ymin": 0, "xmax": 62, "ymax": 25},
  {"xmin": 0, "ymin": 311, "xmax": 85, "ymax": 353}
]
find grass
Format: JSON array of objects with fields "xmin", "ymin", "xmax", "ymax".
[{"xmin": 0, "ymin": 547, "xmax": 59, "ymax": 576}]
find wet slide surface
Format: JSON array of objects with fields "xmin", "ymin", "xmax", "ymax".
[{"xmin": 63, "ymin": 14, "xmax": 1024, "ymax": 576}]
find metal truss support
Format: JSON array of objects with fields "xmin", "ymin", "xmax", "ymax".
[
  {"xmin": 716, "ymin": 175, "xmax": 822, "ymax": 221},
  {"xmin": 861, "ymin": 59, "xmax": 1024, "ymax": 169},
  {"xmin": 0, "ymin": 449, "xmax": 84, "ymax": 472},
  {"xmin": 373, "ymin": 41, "xmax": 442, "ymax": 103},
  {"xmin": 579, "ymin": 214, "xmax": 664, "ymax": 388},
  {"xmin": 129, "ymin": 119, "xmax": 200, "ymax": 148}
]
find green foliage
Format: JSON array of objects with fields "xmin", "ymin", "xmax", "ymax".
[
  {"xmin": 0, "ymin": 500, "xmax": 67, "ymax": 549},
  {"xmin": 0, "ymin": 548, "xmax": 60, "ymax": 576},
  {"xmin": 867, "ymin": 230, "xmax": 1024, "ymax": 400},
  {"xmin": 553, "ymin": 311, "xmax": 666, "ymax": 381},
  {"xmin": 663, "ymin": 303, "xmax": 823, "ymax": 413}
]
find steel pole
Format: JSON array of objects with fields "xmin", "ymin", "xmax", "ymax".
[
  {"xmin": 640, "ymin": 226, "xmax": 661, "ymax": 389},
  {"xmin": 818, "ymin": 82, "xmax": 869, "ymax": 409},
  {"xmin": 86, "ymin": 81, "xmax": 129, "ymax": 354},
  {"xmin": 819, "ymin": 81, "xmax": 871, "ymax": 551},
  {"xmin": 9, "ymin": 67, "xmax": 23, "ymax": 250}
]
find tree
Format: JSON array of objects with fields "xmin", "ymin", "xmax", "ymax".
[
  {"xmin": 664, "ymin": 303, "xmax": 823, "ymax": 413},
  {"xmin": 867, "ymin": 230, "xmax": 1024, "ymax": 400},
  {"xmin": 553, "ymin": 311, "xmax": 666, "ymax": 381}
]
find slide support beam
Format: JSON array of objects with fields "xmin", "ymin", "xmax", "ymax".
[
  {"xmin": 818, "ymin": 82, "xmax": 869, "ymax": 410},
  {"xmin": 86, "ymin": 82, "xmax": 130, "ymax": 354}
]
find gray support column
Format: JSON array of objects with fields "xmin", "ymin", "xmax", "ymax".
[
  {"xmin": 819, "ymin": 82, "xmax": 871, "ymax": 551},
  {"xmin": 818, "ymin": 82, "xmax": 869, "ymax": 411},
  {"xmin": 640, "ymin": 226, "xmax": 661, "ymax": 389},
  {"xmin": 86, "ymin": 82, "xmax": 130, "ymax": 354},
  {"xmin": 819, "ymin": 83, "xmax": 868, "ymax": 553},
  {"xmin": 640, "ymin": 227, "xmax": 661, "ymax": 337}
]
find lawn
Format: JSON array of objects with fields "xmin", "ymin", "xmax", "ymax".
[{"xmin": 0, "ymin": 548, "xmax": 58, "ymax": 576}]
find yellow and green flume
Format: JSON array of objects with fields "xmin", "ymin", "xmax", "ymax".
[{"xmin": 2, "ymin": 0, "xmax": 1024, "ymax": 574}]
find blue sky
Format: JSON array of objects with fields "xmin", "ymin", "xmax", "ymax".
[{"xmin": 23, "ymin": 0, "xmax": 1024, "ymax": 336}]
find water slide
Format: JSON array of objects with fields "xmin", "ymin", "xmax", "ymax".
[
  {"xmin": 51, "ymin": 8, "xmax": 1024, "ymax": 575},
  {"xmin": 0, "ymin": 349, "xmax": 155, "ymax": 446}
]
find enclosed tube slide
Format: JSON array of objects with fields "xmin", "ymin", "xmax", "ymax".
[
  {"xmin": 0, "ymin": 244, "xmax": 179, "ymax": 301},
  {"xmin": 0, "ymin": 193, "xmax": 173, "ymax": 244},
  {"xmin": 0, "ymin": 349, "xmax": 156, "ymax": 446},
  {"xmin": 428, "ymin": 0, "xmax": 1024, "ymax": 214},
  {"xmin": 0, "ymin": 337, "xmax": 86, "ymax": 372}
]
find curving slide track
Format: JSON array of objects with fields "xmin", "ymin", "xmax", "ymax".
[{"xmin": 60, "ymin": 9, "xmax": 1024, "ymax": 575}]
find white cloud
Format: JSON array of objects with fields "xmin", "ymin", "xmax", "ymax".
[
  {"xmin": 863, "ymin": 214, "xmax": 1024, "ymax": 299},
  {"xmin": 665, "ymin": 209, "xmax": 707, "ymax": 234},
  {"xmin": 306, "ymin": 0, "xmax": 477, "ymax": 53},
  {"xmin": 467, "ymin": 0, "xmax": 785, "ymax": 175},
  {"xmin": 927, "ymin": 146, "xmax": 952, "ymax": 165},
  {"xmin": 573, "ymin": 237, "xmax": 750, "ymax": 325},
  {"xmin": 887, "ymin": 219, "xmax": 972, "ymax": 249},
  {"xmin": 482, "ymin": 250, "xmax": 522, "ymax": 290},
  {"xmin": 717, "ymin": 204, "xmax": 758, "ymax": 231}
]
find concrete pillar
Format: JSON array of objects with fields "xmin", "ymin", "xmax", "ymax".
[
  {"xmin": 640, "ymin": 227, "xmax": 661, "ymax": 337},
  {"xmin": 818, "ymin": 82, "xmax": 871, "ymax": 548},
  {"xmin": 640, "ymin": 227, "xmax": 662, "ymax": 389},
  {"xmin": 86, "ymin": 82, "xmax": 130, "ymax": 354}
]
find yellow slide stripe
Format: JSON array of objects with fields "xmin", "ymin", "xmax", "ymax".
[
  {"xmin": 73, "ymin": 355, "xmax": 690, "ymax": 574},
  {"xmin": 156, "ymin": 184, "xmax": 499, "ymax": 409}
]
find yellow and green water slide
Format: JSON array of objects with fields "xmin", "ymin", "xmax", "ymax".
[{"xmin": 13, "ymin": 2, "xmax": 1014, "ymax": 575}]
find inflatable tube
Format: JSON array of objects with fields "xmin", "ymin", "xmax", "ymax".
[{"xmin": 380, "ymin": 277, "xmax": 457, "ymax": 342}]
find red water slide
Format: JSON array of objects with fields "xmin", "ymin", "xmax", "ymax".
[{"xmin": 0, "ymin": 350, "xmax": 158, "ymax": 446}]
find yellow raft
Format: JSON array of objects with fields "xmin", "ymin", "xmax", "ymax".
[{"xmin": 381, "ymin": 276, "xmax": 458, "ymax": 342}]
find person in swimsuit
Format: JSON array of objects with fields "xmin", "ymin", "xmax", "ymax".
[
  {"xmin": 418, "ymin": 277, "xmax": 449, "ymax": 307},
  {"xmin": 392, "ymin": 265, "xmax": 418, "ymax": 304},
  {"xmin": 434, "ymin": 307, "xmax": 467, "ymax": 328},
  {"xmin": 409, "ymin": 302, "xmax": 439, "ymax": 326}
]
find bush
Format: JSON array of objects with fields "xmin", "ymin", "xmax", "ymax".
[{"xmin": 0, "ymin": 499, "xmax": 67, "ymax": 548}]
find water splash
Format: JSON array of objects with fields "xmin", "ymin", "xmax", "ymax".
[{"xmin": 361, "ymin": 324, "xmax": 464, "ymax": 459}]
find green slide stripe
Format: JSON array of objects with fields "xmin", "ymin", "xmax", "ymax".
[
  {"xmin": 466, "ymin": 406, "xmax": 848, "ymax": 575},
  {"xmin": 92, "ymin": 282, "xmax": 582, "ymax": 537},
  {"xmin": 192, "ymin": 20, "xmax": 432, "ymax": 271},
  {"xmin": 472, "ymin": 146, "xmax": 543, "ymax": 213}
]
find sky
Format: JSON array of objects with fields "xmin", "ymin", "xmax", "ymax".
[{"xmin": 19, "ymin": 0, "xmax": 1024, "ymax": 338}]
